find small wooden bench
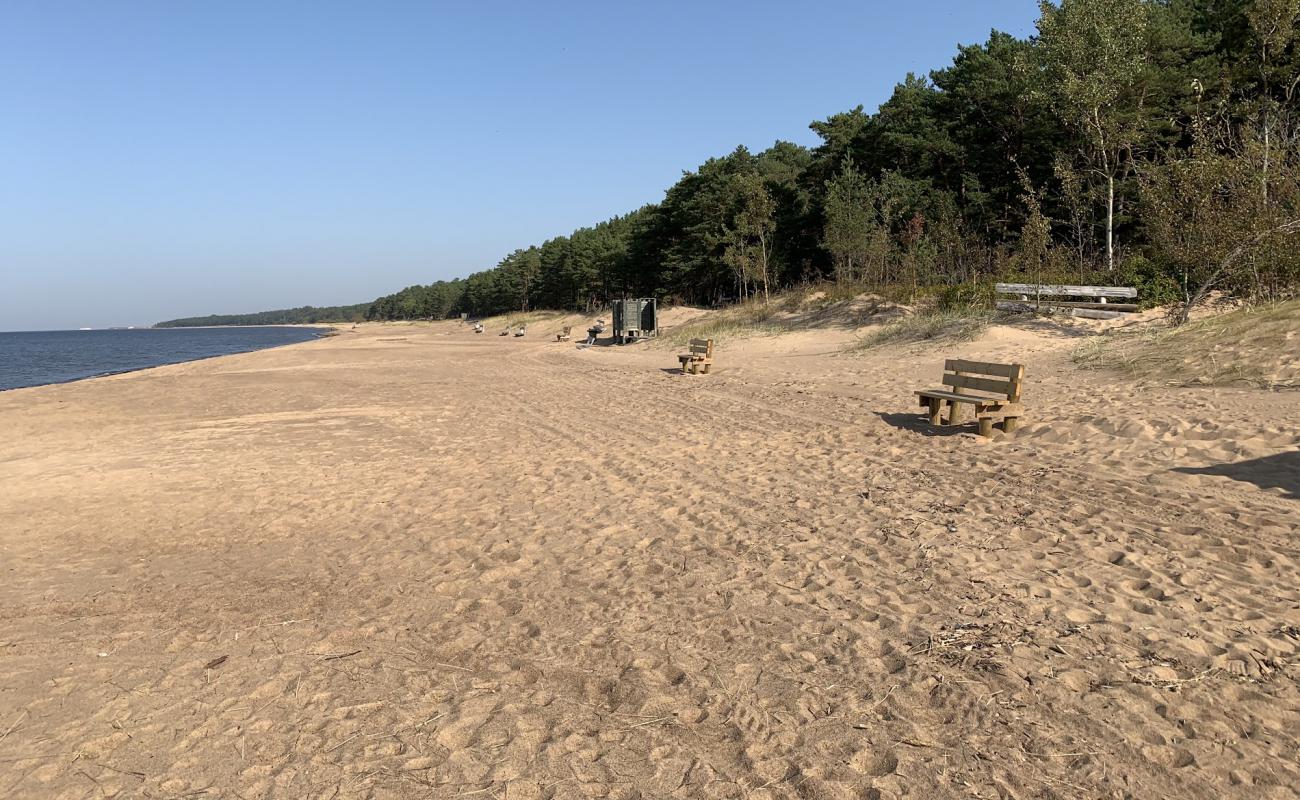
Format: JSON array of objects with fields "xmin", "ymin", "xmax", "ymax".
[
  {"xmin": 678, "ymin": 338, "xmax": 714, "ymax": 375},
  {"xmin": 556, "ymin": 325, "xmax": 572, "ymax": 342},
  {"xmin": 915, "ymin": 359, "xmax": 1024, "ymax": 437},
  {"xmin": 514, "ymin": 325, "xmax": 527, "ymax": 337}
]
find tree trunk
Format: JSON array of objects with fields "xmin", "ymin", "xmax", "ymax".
[
  {"xmin": 1262, "ymin": 114, "xmax": 1271, "ymax": 204},
  {"xmin": 1106, "ymin": 174, "xmax": 1115, "ymax": 272}
]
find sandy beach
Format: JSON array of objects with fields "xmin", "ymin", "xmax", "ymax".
[{"xmin": 1, "ymin": 315, "xmax": 1297, "ymax": 799}]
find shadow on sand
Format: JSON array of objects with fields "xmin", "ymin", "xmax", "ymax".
[
  {"xmin": 1007, "ymin": 315, "xmax": 1099, "ymax": 339},
  {"xmin": 1173, "ymin": 451, "xmax": 1300, "ymax": 500},
  {"xmin": 876, "ymin": 411, "xmax": 973, "ymax": 437}
]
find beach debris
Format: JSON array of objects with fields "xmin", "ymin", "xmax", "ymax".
[
  {"xmin": 204, "ymin": 655, "xmax": 229, "ymax": 669},
  {"xmin": 909, "ymin": 622, "xmax": 1028, "ymax": 673},
  {"xmin": 320, "ymin": 649, "xmax": 362, "ymax": 661}
]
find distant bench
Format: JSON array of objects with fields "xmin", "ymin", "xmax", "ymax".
[
  {"xmin": 678, "ymin": 338, "xmax": 714, "ymax": 375},
  {"xmin": 556, "ymin": 325, "xmax": 572, "ymax": 342},
  {"xmin": 995, "ymin": 283, "xmax": 1137, "ymax": 320},
  {"xmin": 916, "ymin": 359, "xmax": 1024, "ymax": 437}
]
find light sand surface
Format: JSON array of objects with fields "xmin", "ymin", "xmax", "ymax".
[{"xmin": 1, "ymin": 317, "xmax": 1297, "ymax": 799}]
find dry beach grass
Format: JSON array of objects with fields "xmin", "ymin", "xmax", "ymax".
[
  {"xmin": 0, "ymin": 307, "xmax": 1297, "ymax": 799},
  {"xmin": 1073, "ymin": 299, "xmax": 1300, "ymax": 390}
]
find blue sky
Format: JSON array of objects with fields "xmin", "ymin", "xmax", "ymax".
[{"xmin": 0, "ymin": 1, "xmax": 1039, "ymax": 330}]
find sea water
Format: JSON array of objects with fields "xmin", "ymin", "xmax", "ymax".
[{"xmin": 0, "ymin": 327, "xmax": 326, "ymax": 391}]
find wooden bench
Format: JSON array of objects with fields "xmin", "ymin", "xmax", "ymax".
[
  {"xmin": 556, "ymin": 325, "xmax": 572, "ymax": 342},
  {"xmin": 514, "ymin": 325, "xmax": 527, "ymax": 337},
  {"xmin": 678, "ymin": 338, "xmax": 714, "ymax": 375},
  {"xmin": 995, "ymin": 283, "xmax": 1138, "ymax": 320},
  {"xmin": 915, "ymin": 359, "xmax": 1025, "ymax": 437}
]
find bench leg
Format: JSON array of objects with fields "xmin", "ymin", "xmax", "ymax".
[
  {"xmin": 947, "ymin": 401, "xmax": 963, "ymax": 425},
  {"xmin": 927, "ymin": 398, "xmax": 942, "ymax": 425},
  {"xmin": 701, "ymin": 362, "xmax": 711, "ymax": 374},
  {"xmin": 689, "ymin": 361, "xmax": 699, "ymax": 375},
  {"xmin": 978, "ymin": 417, "xmax": 994, "ymax": 437},
  {"xmin": 1002, "ymin": 416, "xmax": 1019, "ymax": 433}
]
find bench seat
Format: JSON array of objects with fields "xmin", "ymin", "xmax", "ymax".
[{"xmin": 915, "ymin": 389, "xmax": 1001, "ymax": 408}]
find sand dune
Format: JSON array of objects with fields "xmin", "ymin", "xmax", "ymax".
[{"xmin": 0, "ymin": 316, "xmax": 1296, "ymax": 799}]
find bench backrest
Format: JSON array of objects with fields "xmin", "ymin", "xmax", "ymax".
[
  {"xmin": 995, "ymin": 283, "xmax": 1136, "ymax": 300},
  {"xmin": 942, "ymin": 359, "xmax": 1024, "ymax": 402},
  {"xmin": 560, "ymin": 325, "xmax": 571, "ymax": 335},
  {"xmin": 689, "ymin": 338, "xmax": 713, "ymax": 356}
]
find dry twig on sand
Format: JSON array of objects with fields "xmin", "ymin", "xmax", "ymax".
[{"xmin": 0, "ymin": 709, "xmax": 29, "ymax": 746}]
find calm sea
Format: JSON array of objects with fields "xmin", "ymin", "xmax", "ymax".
[{"xmin": 0, "ymin": 327, "xmax": 327, "ymax": 391}]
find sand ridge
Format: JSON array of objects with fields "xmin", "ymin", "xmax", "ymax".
[{"xmin": 0, "ymin": 318, "xmax": 1297, "ymax": 799}]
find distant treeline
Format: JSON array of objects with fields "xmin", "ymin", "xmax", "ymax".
[
  {"xmin": 156, "ymin": 304, "xmax": 369, "ymax": 328},
  {"xmin": 171, "ymin": 0, "xmax": 1300, "ymax": 328}
]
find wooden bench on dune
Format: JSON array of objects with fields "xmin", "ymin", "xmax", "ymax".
[
  {"xmin": 556, "ymin": 325, "xmax": 572, "ymax": 342},
  {"xmin": 915, "ymin": 359, "xmax": 1024, "ymax": 437},
  {"xmin": 678, "ymin": 338, "xmax": 714, "ymax": 375},
  {"xmin": 995, "ymin": 283, "xmax": 1138, "ymax": 320}
]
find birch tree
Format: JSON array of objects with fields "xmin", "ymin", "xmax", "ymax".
[{"xmin": 1035, "ymin": 0, "xmax": 1150, "ymax": 271}]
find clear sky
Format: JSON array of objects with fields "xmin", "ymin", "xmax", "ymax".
[{"xmin": 0, "ymin": 1, "xmax": 1039, "ymax": 330}]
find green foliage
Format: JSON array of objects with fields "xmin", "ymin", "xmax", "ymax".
[
  {"xmin": 366, "ymin": 280, "xmax": 465, "ymax": 321},
  {"xmin": 1139, "ymin": 122, "xmax": 1300, "ymax": 319},
  {"xmin": 822, "ymin": 157, "xmax": 877, "ymax": 282},
  {"xmin": 1112, "ymin": 255, "xmax": 1183, "ymax": 307},
  {"xmin": 1035, "ymin": 0, "xmax": 1153, "ymax": 271}
]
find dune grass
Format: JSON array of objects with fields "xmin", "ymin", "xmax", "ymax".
[
  {"xmin": 1072, "ymin": 301, "xmax": 1299, "ymax": 389},
  {"xmin": 850, "ymin": 308, "xmax": 1009, "ymax": 350},
  {"xmin": 659, "ymin": 303, "xmax": 789, "ymax": 347},
  {"xmin": 659, "ymin": 284, "xmax": 918, "ymax": 347}
]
